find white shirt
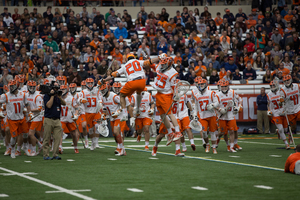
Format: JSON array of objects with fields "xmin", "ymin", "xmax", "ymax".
[
  {"xmin": 117, "ymin": 59, "xmax": 146, "ymax": 81},
  {"xmin": 0, "ymin": 91, "xmax": 26, "ymax": 120}
]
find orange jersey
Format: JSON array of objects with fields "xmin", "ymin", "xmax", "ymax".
[
  {"xmin": 245, "ymin": 19, "xmax": 257, "ymax": 29},
  {"xmin": 271, "ymin": 68, "xmax": 290, "ymax": 77},
  {"xmin": 285, "ymin": 152, "xmax": 300, "ymax": 173},
  {"xmin": 284, "ymin": 14, "xmax": 294, "ymax": 22},
  {"xmin": 174, "ymin": 56, "xmax": 182, "ymax": 64},
  {"xmin": 194, "ymin": 65, "xmax": 206, "ymax": 77},
  {"xmin": 214, "ymin": 17, "xmax": 223, "ymax": 26}
]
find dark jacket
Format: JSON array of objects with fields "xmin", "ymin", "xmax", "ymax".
[{"xmin": 256, "ymin": 94, "xmax": 268, "ymax": 111}]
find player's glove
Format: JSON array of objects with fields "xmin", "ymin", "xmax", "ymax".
[
  {"xmin": 97, "ymin": 79, "xmax": 106, "ymax": 87},
  {"xmin": 148, "ymin": 108, "xmax": 154, "ymax": 116},
  {"xmin": 80, "ymin": 98, "xmax": 88, "ymax": 104},
  {"xmin": 72, "ymin": 114, "xmax": 79, "ymax": 121},
  {"xmin": 0, "ymin": 111, "xmax": 5, "ymax": 119},
  {"xmin": 112, "ymin": 110, "xmax": 121, "ymax": 119},
  {"xmin": 37, "ymin": 106, "xmax": 43, "ymax": 112},
  {"xmin": 130, "ymin": 117, "xmax": 136, "ymax": 127},
  {"xmin": 23, "ymin": 107, "xmax": 27, "ymax": 114},
  {"xmin": 96, "ymin": 101, "xmax": 103, "ymax": 113},
  {"xmin": 233, "ymin": 106, "xmax": 239, "ymax": 115},
  {"xmin": 101, "ymin": 113, "xmax": 106, "ymax": 121},
  {"xmin": 206, "ymin": 103, "xmax": 215, "ymax": 111},
  {"xmin": 173, "ymin": 94, "xmax": 180, "ymax": 102},
  {"xmin": 219, "ymin": 108, "xmax": 227, "ymax": 115},
  {"xmin": 267, "ymin": 110, "xmax": 273, "ymax": 116}
]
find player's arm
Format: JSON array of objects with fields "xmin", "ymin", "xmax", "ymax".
[{"xmin": 31, "ymin": 96, "xmax": 43, "ymax": 113}]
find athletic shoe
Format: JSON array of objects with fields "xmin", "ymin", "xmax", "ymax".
[
  {"xmin": 152, "ymin": 146, "xmax": 157, "ymax": 156},
  {"xmin": 84, "ymin": 140, "xmax": 89, "ymax": 148},
  {"xmin": 276, "ymin": 129, "xmax": 280, "ymax": 139},
  {"xmin": 43, "ymin": 156, "xmax": 51, "ymax": 160},
  {"xmin": 123, "ymin": 149, "xmax": 127, "ymax": 156},
  {"xmin": 286, "ymin": 144, "xmax": 290, "ymax": 150},
  {"xmin": 230, "ymin": 148, "xmax": 237, "ymax": 153},
  {"xmin": 166, "ymin": 133, "xmax": 175, "ymax": 146},
  {"xmin": 182, "ymin": 146, "xmax": 187, "ymax": 152},
  {"xmin": 59, "ymin": 148, "xmax": 63, "ymax": 154},
  {"xmin": 11, "ymin": 151, "xmax": 16, "ymax": 158},
  {"xmin": 234, "ymin": 144, "xmax": 242, "ymax": 150},
  {"xmin": 51, "ymin": 156, "xmax": 62, "ymax": 160},
  {"xmin": 205, "ymin": 144, "xmax": 210, "ymax": 153},
  {"xmin": 15, "ymin": 150, "xmax": 21, "ymax": 156},
  {"xmin": 137, "ymin": 135, "xmax": 141, "ymax": 143},
  {"xmin": 227, "ymin": 145, "xmax": 230, "ymax": 152},
  {"xmin": 74, "ymin": 149, "xmax": 79, "ymax": 154},
  {"xmin": 173, "ymin": 132, "xmax": 183, "ymax": 141},
  {"xmin": 175, "ymin": 150, "xmax": 185, "ymax": 157},
  {"xmin": 191, "ymin": 144, "xmax": 196, "ymax": 151},
  {"xmin": 90, "ymin": 143, "xmax": 95, "ymax": 151},
  {"xmin": 114, "ymin": 148, "xmax": 120, "ymax": 154},
  {"xmin": 30, "ymin": 151, "xmax": 36, "ymax": 156},
  {"xmin": 213, "ymin": 148, "xmax": 218, "ymax": 154},
  {"xmin": 95, "ymin": 142, "xmax": 100, "ymax": 148},
  {"xmin": 115, "ymin": 148, "xmax": 125, "ymax": 156},
  {"xmin": 4, "ymin": 148, "xmax": 11, "ymax": 156},
  {"xmin": 145, "ymin": 146, "xmax": 149, "ymax": 151},
  {"xmin": 202, "ymin": 143, "xmax": 206, "ymax": 149},
  {"xmin": 25, "ymin": 149, "xmax": 31, "ymax": 156}
]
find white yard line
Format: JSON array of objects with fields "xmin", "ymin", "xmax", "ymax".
[
  {"xmin": 254, "ymin": 185, "xmax": 273, "ymax": 190},
  {"xmin": 0, "ymin": 167, "xmax": 96, "ymax": 200},
  {"xmin": 46, "ymin": 189, "xmax": 91, "ymax": 193},
  {"xmin": 192, "ymin": 186, "xmax": 208, "ymax": 190},
  {"xmin": 0, "ymin": 194, "xmax": 9, "ymax": 197},
  {"xmin": 237, "ymin": 141, "xmax": 284, "ymax": 146},
  {"xmin": 127, "ymin": 188, "xmax": 143, "ymax": 192}
]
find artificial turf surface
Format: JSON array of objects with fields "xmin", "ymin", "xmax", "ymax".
[{"xmin": 0, "ymin": 135, "xmax": 299, "ymax": 200}]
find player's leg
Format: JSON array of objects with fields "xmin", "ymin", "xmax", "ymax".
[
  {"xmin": 185, "ymin": 128, "xmax": 195, "ymax": 150},
  {"xmin": 276, "ymin": 123, "xmax": 290, "ymax": 149},
  {"xmin": 228, "ymin": 120, "xmax": 236, "ymax": 152},
  {"xmin": 143, "ymin": 125, "xmax": 150, "ymax": 151},
  {"xmin": 174, "ymin": 139, "xmax": 185, "ymax": 157},
  {"xmin": 28, "ymin": 128, "xmax": 36, "ymax": 156},
  {"xmin": 211, "ymin": 131, "xmax": 218, "ymax": 154},
  {"xmin": 82, "ymin": 121, "xmax": 88, "ymax": 148},
  {"xmin": 70, "ymin": 128, "xmax": 79, "ymax": 153},
  {"xmin": 4, "ymin": 126, "xmax": 11, "ymax": 155},
  {"xmin": 120, "ymin": 93, "xmax": 128, "ymax": 121},
  {"xmin": 34, "ymin": 130, "xmax": 43, "ymax": 155},
  {"xmin": 152, "ymin": 123, "xmax": 167, "ymax": 156},
  {"xmin": 200, "ymin": 118, "xmax": 210, "ymax": 152},
  {"xmin": 167, "ymin": 113, "xmax": 183, "ymax": 140},
  {"xmin": 113, "ymin": 121, "xmax": 125, "ymax": 156},
  {"xmin": 233, "ymin": 119, "xmax": 242, "ymax": 150},
  {"xmin": 16, "ymin": 134, "xmax": 23, "ymax": 156},
  {"xmin": 135, "ymin": 92, "xmax": 142, "ymax": 116}
]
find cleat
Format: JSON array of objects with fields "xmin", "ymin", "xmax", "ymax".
[
  {"xmin": 182, "ymin": 146, "xmax": 187, "ymax": 152},
  {"xmin": 145, "ymin": 146, "xmax": 149, "ymax": 151},
  {"xmin": 115, "ymin": 148, "xmax": 124, "ymax": 156},
  {"xmin": 25, "ymin": 149, "xmax": 31, "ymax": 156},
  {"xmin": 11, "ymin": 151, "xmax": 16, "ymax": 158},
  {"xmin": 59, "ymin": 148, "xmax": 63, "ymax": 154},
  {"xmin": 205, "ymin": 144, "xmax": 210, "ymax": 153},
  {"xmin": 202, "ymin": 143, "xmax": 206, "ymax": 149},
  {"xmin": 276, "ymin": 129, "xmax": 280, "ymax": 139},
  {"xmin": 114, "ymin": 148, "xmax": 119, "ymax": 154},
  {"xmin": 123, "ymin": 149, "xmax": 127, "ymax": 156},
  {"xmin": 15, "ymin": 150, "xmax": 21, "ymax": 156},
  {"xmin": 43, "ymin": 156, "xmax": 51, "ymax": 160},
  {"xmin": 90, "ymin": 143, "xmax": 95, "ymax": 151},
  {"xmin": 166, "ymin": 133, "xmax": 175, "ymax": 146},
  {"xmin": 227, "ymin": 145, "xmax": 230, "ymax": 152},
  {"xmin": 234, "ymin": 144, "xmax": 242, "ymax": 150},
  {"xmin": 74, "ymin": 149, "xmax": 79, "ymax": 154},
  {"xmin": 84, "ymin": 140, "xmax": 89, "ymax": 148},
  {"xmin": 175, "ymin": 149, "xmax": 185, "ymax": 157},
  {"xmin": 95, "ymin": 142, "xmax": 100, "ymax": 148},
  {"xmin": 4, "ymin": 148, "xmax": 11, "ymax": 156},
  {"xmin": 191, "ymin": 144, "xmax": 196, "ymax": 151},
  {"xmin": 137, "ymin": 135, "xmax": 141, "ymax": 143},
  {"xmin": 213, "ymin": 148, "xmax": 218, "ymax": 154},
  {"xmin": 152, "ymin": 146, "xmax": 157, "ymax": 156},
  {"xmin": 173, "ymin": 132, "xmax": 183, "ymax": 141},
  {"xmin": 286, "ymin": 144, "xmax": 290, "ymax": 150},
  {"xmin": 230, "ymin": 148, "xmax": 237, "ymax": 153}
]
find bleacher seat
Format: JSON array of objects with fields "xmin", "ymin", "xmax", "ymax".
[
  {"xmin": 138, "ymin": 31, "xmax": 146, "ymax": 35},
  {"xmin": 110, "ymin": 27, "xmax": 117, "ymax": 31}
]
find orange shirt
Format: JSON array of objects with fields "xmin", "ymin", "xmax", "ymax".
[
  {"xmin": 278, "ymin": 28, "xmax": 284, "ymax": 36},
  {"xmin": 258, "ymin": 15, "xmax": 264, "ymax": 20},
  {"xmin": 166, "ymin": 23, "xmax": 176, "ymax": 32},
  {"xmin": 90, "ymin": 40, "xmax": 101, "ymax": 50},
  {"xmin": 271, "ymin": 68, "xmax": 290, "ymax": 77},
  {"xmin": 220, "ymin": 35, "xmax": 230, "ymax": 44},
  {"xmin": 23, "ymin": 60, "xmax": 34, "ymax": 72},
  {"xmin": 191, "ymin": 36, "xmax": 202, "ymax": 44},
  {"xmin": 244, "ymin": 56, "xmax": 254, "ymax": 65},
  {"xmin": 113, "ymin": 52, "xmax": 123, "ymax": 63},
  {"xmin": 174, "ymin": 56, "xmax": 182, "ymax": 64},
  {"xmin": 284, "ymin": 14, "xmax": 294, "ymax": 22},
  {"xmin": 285, "ymin": 152, "xmax": 300, "ymax": 173},
  {"xmin": 195, "ymin": 65, "xmax": 207, "ymax": 77},
  {"xmin": 0, "ymin": 38, "xmax": 8, "ymax": 43},
  {"xmin": 214, "ymin": 17, "xmax": 223, "ymax": 26},
  {"xmin": 158, "ymin": 21, "xmax": 168, "ymax": 29},
  {"xmin": 245, "ymin": 19, "xmax": 257, "ymax": 29},
  {"xmin": 219, "ymin": 70, "xmax": 226, "ymax": 79}
]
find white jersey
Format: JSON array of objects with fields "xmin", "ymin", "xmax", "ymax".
[
  {"xmin": 117, "ymin": 59, "xmax": 146, "ymax": 81},
  {"xmin": 132, "ymin": 92, "xmax": 152, "ymax": 119},
  {"xmin": 25, "ymin": 91, "xmax": 43, "ymax": 122},
  {"xmin": 0, "ymin": 91, "xmax": 26, "ymax": 120},
  {"xmin": 61, "ymin": 94, "xmax": 76, "ymax": 123},
  {"xmin": 172, "ymin": 94, "xmax": 190, "ymax": 120},
  {"xmin": 192, "ymin": 89, "xmax": 218, "ymax": 119},
  {"xmin": 19, "ymin": 85, "xmax": 28, "ymax": 93},
  {"xmin": 74, "ymin": 92, "xmax": 86, "ymax": 115},
  {"xmin": 267, "ymin": 91, "xmax": 284, "ymax": 117},
  {"xmin": 102, "ymin": 92, "xmax": 121, "ymax": 121},
  {"xmin": 280, "ymin": 84, "xmax": 300, "ymax": 114},
  {"xmin": 216, "ymin": 89, "xmax": 238, "ymax": 120},
  {"xmin": 81, "ymin": 89, "xmax": 102, "ymax": 114},
  {"xmin": 153, "ymin": 65, "xmax": 178, "ymax": 94}
]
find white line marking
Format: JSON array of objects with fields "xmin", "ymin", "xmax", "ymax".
[
  {"xmin": 24, "ymin": 161, "xmax": 32, "ymax": 163},
  {"xmin": 229, "ymin": 156, "xmax": 240, "ymax": 158},
  {"xmin": 238, "ymin": 141, "xmax": 283, "ymax": 146},
  {"xmin": 126, "ymin": 145, "xmax": 168, "ymax": 148},
  {"xmin": 0, "ymin": 167, "xmax": 96, "ymax": 200},
  {"xmin": 149, "ymin": 157, "xmax": 158, "ymax": 160},
  {"xmin": 0, "ymin": 194, "xmax": 9, "ymax": 197},
  {"xmin": 46, "ymin": 189, "xmax": 91, "ymax": 193},
  {"xmin": 127, "ymin": 188, "xmax": 143, "ymax": 192},
  {"xmin": 254, "ymin": 185, "xmax": 273, "ymax": 190},
  {"xmin": 0, "ymin": 172, "xmax": 37, "ymax": 176},
  {"xmin": 67, "ymin": 159, "xmax": 75, "ymax": 162},
  {"xmin": 192, "ymin": 186, "xmax": 208, "ymax": 191},
  {"xmin": 107, "ymin": 158, "xmax": 117, "ymax": 161},
  {"xmin": 269, "ymin": 155, "xmax": 282, "ymax": 157},
  {"xmin": 62, "ymin": 147, "xmax": 84, "ymax": 150},
  {"xmin": 22, "ymin": 172, "xmax": 38, "ymax": 175}
]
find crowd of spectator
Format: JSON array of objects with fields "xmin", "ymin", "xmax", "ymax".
[{"xmin": 1, "ymin": 3, "xmax": 300, "ymax": 93}]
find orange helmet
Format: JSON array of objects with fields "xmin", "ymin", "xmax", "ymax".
[
  {"xmin": 160, "ymin": 57, "xmax": 172, "ymax": 72},
  {"xmin": 99, "ymin": 83, "xmax": 109, "ymax": 96},
  {"xmin": 198, "ymin": 78, "xmax": 207, "ymax": 92},
  {"xmin": 127, "ymin": 53, "xmax": 135, "ymax": 60},
  {"xmin": 27, "ymin": 80, "xmax": 37, "ymax": 94},
  {"xmin": 16, "ymin": 75, "xmax": 25, "ymax": 89},
  {"xmin": 283, "ymin": 75, "xmax": 292, "ymax": 88},
  {"xmin": 270, "ymin": 81, "xmax": 279, "ymax": 92},
  {"xmin": 3, "ymin": 85, "xmax": 9, "ymax": 93},
  {"xmin": 57, "ymin": 76, "xmax": 65, "ymax": 86},
  {"xmin": 60, "ymin": 84, "xmax": 68, "ymax": 96},
  {"xmin": 81, "ymin": 80, "xmax": 86, "ymax": 90},
  {"xmin": 8, "ymin": 80, "xmax": 18, "ymax": 94},
  {"xmin": 43, "ymin": 79, "xmax": 50, "ymax": 85},
  {"xmin": 69, "ymin": 83, "xmax": 77, "ymax": 94},
  {"xmin": 86, "ymin": 78, "xmax": 94, "ymax": 90},
  {"xmin": 112, "ymin": 82, "xmax": 122, "ymax": 94},
  {"xmin": 220, "ymin": 80, "xmax": 229, "ymax": 94}
]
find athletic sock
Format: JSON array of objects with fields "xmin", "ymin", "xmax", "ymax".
[
  {"xmin": 84, "ymin": 135, "xmax": 88, "ymax": 140},
  {"xmin": 29, "ymin": 144, "xmax": 32, "ymax": 150},
  {"xmin": 284, "ymin": 140, "xmax": 288, "ymax": 145},
  {"xmin": 17, "ymin": 146, "xmax": 21, "ymax": 151},
  {"xmin": 40, "ymin": 137, "xmax": 43, "ymax": 142},
  {"xmin": 190, "ymin": 139, "xmax": 194, "ymax": 145},
  {"xmin": 175, "ymin": 126, "xmax": 180, "ymax": 133},
  {"xmin": 202, "ymin": 138, "xmax": 205, "ymax": 144},
  {"xmin": 167, "ymin": 128, "xmax": 173, "ymax": 134},
  {"xmin": 117, "ymin": 143, "xmax": 121, "ymax": 149},
  {"xmin": 95, "ymin": 137, "xmax": 99, "ymax": 144},
  {"xmin": 181, "ymin": 142, "xmax": 186, "ymax": 148},
  {"xmin": 59, "ymin": 145, "xmax": 62, "ymax": 148},
  {"xmin": 206, "ymin": 143, "xmax": 210, "ymax": 146},
  {"xmin": 234, "ymin": 139, "xmax": 238, "ymax": 144},
  {"xmin": 37, "ymin": 142, "xmax": 42, "ymax": 148},
  {"xmin": 225, "ymin": 140, "xmax": 229, "ymax": 146},
  {"xmin": 154, "ymin": 142, "xmax": 158, "ymax": 147},
  {"xmin": 175, "ymin": 143, "xmax": 180, "ymax": 151},
  {"xmin": 74, "ymin": 146, "xmax": 77, "ymax": 149},
  {"xmin": 230, "ymin": 143, "xmax": 234, "ymax": 148},
  {"xmin": 212, "ymin": 144, "xmax": 216, "ymax": 149},
  {"xmin": 145, "ymin": 141, "xmax": 149, "ymax": 146}
]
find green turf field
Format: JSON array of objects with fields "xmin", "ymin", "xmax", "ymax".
[{"xmin": 0, "ymin": 135, "xmax": 299, "ymax": 200}]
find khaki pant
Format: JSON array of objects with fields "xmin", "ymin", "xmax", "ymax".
[
  {"xmin": 257, "ymin": 110, "xmax": 270, "ymax": 134},
  {"xmin": 43, "ymin": 118, "xmax": 62, "ymax": 157}
]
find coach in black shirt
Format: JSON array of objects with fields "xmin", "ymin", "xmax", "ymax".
[{"xmin": 43, "ymin": 82, "xmax": 66, "ymax": 160}]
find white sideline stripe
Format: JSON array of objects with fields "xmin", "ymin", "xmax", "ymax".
[
  {"xmin": 67, "ymin": 159, "xmax": 75, "ymax": 162},
  {"xmin": 127, "ymin": 188, "xmax": 143, "ymax": 192},
  {"xmin": 0, "ymin": 194, "xmax": 9, "ymax": 197},
  {"xmin": 237, "ymin": 141, "xmax": 284, "ymax": 146},
  {"xmin": 149, "ymin": 157, "xmax": 158, "ymax": 160},
  {"xmin": 254, "ymin": 185, "xmax": 273, "ymax": 190},
  {"xmin": 0, "ymin": 172, "xmax": 37, "ymax": 176},
  {"xmin": 229, "ymin": 156, "xmax": 240, "ymax": 158},
  {"xmin": 107, "ymin": 158, "xmax": 117, "ymax": 161},
  {"xmin": 126, "ymin": 145, "xmax": 169, "ymax": 148},
  {"xmin": 62, "ymin": 147, "xmax": 85, "ymax": 150},
  {"xmin": 24, "ymin": 161, "xmax": 32, "ymax": 163},
  {"xmin": 192, "ymin": 186, "xmax": 208, "ymax": 191},
  {"xmin": 0, "ymin": 167, "xmax": 96, "ymax": 200},
  {"xmin": 269, "ymin": 155, "xmax": 282, "ymax": 157},
  {"xmin": 46, "ymin": 189, "xmax": 91, "ymax": 193}
]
